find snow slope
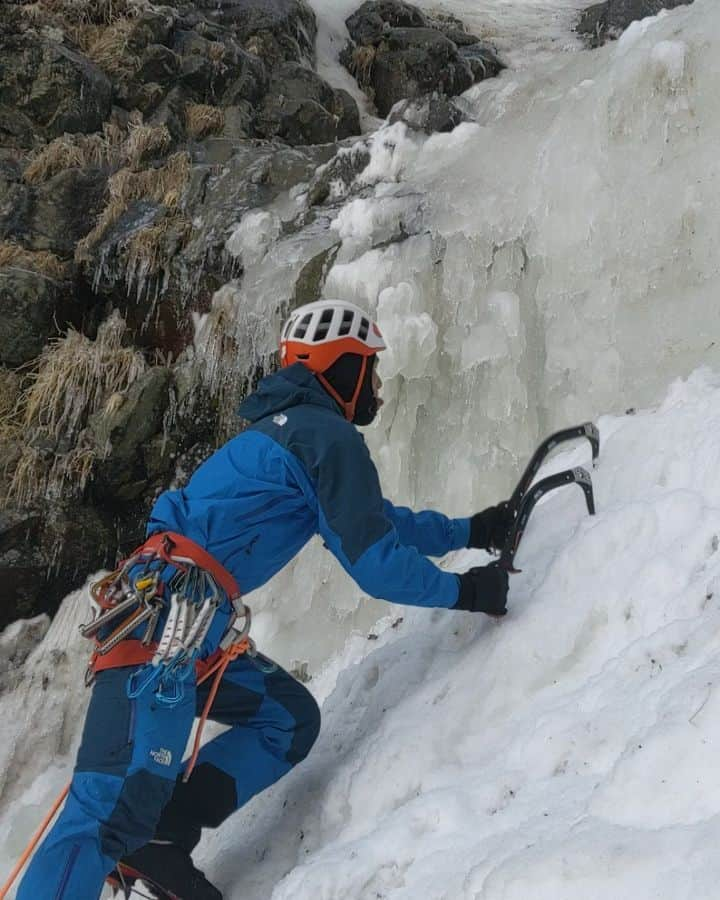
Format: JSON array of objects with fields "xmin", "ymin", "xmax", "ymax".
[
  {"xmin": 203, "ymin": 368, "xmax": 720, "ymax": 900},
  {"xmin": 3, "ymin": 369, "xmax": 720, "ymax": 898},
  {"xmin": 201, "ymin": 0, "xmax": 720, "ymax": 683}
]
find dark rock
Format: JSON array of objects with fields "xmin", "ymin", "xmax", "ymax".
[
  {"xmin": 0, "ymin": 268, "xmax": 70, "ymax": 367},
  {"xmin": 149, "ymin": 85, "xmax": 191, "ymax": 142},
  {"xmin": 221, "ymin": 103, "xmax": 254, "ymax": 139},
  {"xmin": 89, "ymin": 367, "xmax": 172, "ymax": 501},
  {"xmin": 0, "ymin": 33, "xmax": 112, "ymax": 147},
  {"xmin": 0, "ymin": 106, "xmax": 38, "ymax": 151},
  {"xmin": 0, "ymin": 502, "xmax": 119, "ymax": 631},
  {"xmin": 179, "ymin": 52, "xmax": 218, "ymax": 95},
  {"xmin": 368, "ymin": 27, "xmax": 474, "ymax": 117},
  {"xmin": 104, "ymin": 9, "xmax": 178, "ymax": 114},
  {"xmin": 219, "ymin": 49, "xmax": 268, "ymax": 107},
  {"xmin": 137, "ymin": 44, "xmax": 180, "ymax": 86},
  {"xmin": 115, "ymin": 140, "xmax": 337, "ymax": 319},
  {"xmin": 143, "ymin": 432, "xmax": 179, "ymax": 481},
  {"xmin": 293, "ymin": 243, "xmax": 340, "ymax": 305},
  {"xmin": 0, "ymin": 509, "xmax": 47, "ymax": 628},
  {"xmin": 459, "ymin": 43, "xmax": 505, "ymax": 81},
  {"xmin": 388, "ymin": 93, "xmax": 467, "ymax": 133},
  {"xmin": 264, "ymin": 143, "xmax": 337, "ymax": 188},
  {"xmin": 118, "ymin": 81, "xmax": 168, "ymax": 116},
  {"xmin": 0, "ymin": 155, "xmax": 32, "ymax": 242},
  {"xmin": 171, "ymin": 28, "xmax": 266, "ymax": 105},
  {"xmin": 578, "ymin": 0, "xmax": 693, "ymax": 46},
  {"xmin": 342, "ymin": 2, "xmax": 502, "ymax": 117},
  {"xmin": 307, "ymin": 143, "xmax": 372, "ymax": 206},
  {"xmin": 424, "ymin": 11, "xmax": 485, "ymax": 46},
  {"xmin": 190, "ymin": 0, "xmax": 317, "ymax": 66},
  {"xmin": 346, "ymin": 1, "xmax": 428, "ymax": 44},
  {"xmin": 126, "ymin": 7, "xmax": 177, "ymax": 53},
  {"xmin": 29, "ymin": 168, "xmax": 108, "ymax": 256},
  {"xmin": 254, "ymin": 63, "xmax": 360, "ymax": 145}
]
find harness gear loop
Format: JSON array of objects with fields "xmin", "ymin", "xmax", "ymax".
[{"xmin": 82, "ymin": 531, "xmax": 243, "ymax": 683}]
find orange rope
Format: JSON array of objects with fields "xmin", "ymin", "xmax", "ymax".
[
  {"xmin": 1, "ymin": 638, "xmax": 251, "ymax": 895},
  {"xmin": 0, "ymin": 783, "xmax": 70, "ymax": 899},
  {"xmin": 183, "ymin": 637, "xmax": 251, "ymax": 783}
]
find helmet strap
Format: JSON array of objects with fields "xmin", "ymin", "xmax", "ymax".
[{"xmin": 317, "ymin": 355, "xmax": 369, "ymax": 422}]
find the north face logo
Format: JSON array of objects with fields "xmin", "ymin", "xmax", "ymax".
[{"xmin": 150, "ymin": 748, "xmax": 173, "ymax": 767}]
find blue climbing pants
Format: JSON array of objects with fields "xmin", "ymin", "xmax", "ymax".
[{"xmin": 17, "ymin": 652, "xmax": 320, "ymax": 900}]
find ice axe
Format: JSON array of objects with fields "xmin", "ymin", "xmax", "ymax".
[{"xmin": 498, "ymin": 423, "xmax": 599, "ymax": 573}]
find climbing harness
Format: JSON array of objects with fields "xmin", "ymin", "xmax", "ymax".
[
  {"xmin": 81, "ymin": 532, "xmax": 254, "ymax": 704},
  {"xmin": 0, "ymin": 534, "xmax": 254, "ymax": 899},
  {"xmin": 80, "ymin": 531, "xmax": 256, "ymax": 779}
]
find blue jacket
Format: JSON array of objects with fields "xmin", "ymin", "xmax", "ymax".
[{"xmin": 148, "ymin": 364, "xmax": 468, "ymax": 609}]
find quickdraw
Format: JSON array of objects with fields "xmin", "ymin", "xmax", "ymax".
[{"xmin": 80, "ymin": 533, "xmax": 253, "ymax": 706}]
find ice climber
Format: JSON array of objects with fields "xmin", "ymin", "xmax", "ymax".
[{"xmin": 17, "ymin": 299, "xmax": 513, "ymax": 900}]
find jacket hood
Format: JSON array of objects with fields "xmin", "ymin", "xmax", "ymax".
[{"xmin": 238, "ymin": 364, "xmax": 341, "ymax": 423}]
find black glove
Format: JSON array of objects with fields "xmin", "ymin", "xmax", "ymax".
[
  {"xmin": 455, "ymin": 563, "xmax": 509, "ymax": 616},
  {"xmin": 468, "ymin": 502, "xmax": 514, "ymax": 552}
]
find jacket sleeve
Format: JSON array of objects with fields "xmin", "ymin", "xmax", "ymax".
[
  {"xmin": 309, "ymin": 429, "xmax": 460, "ymax": 609},
  {"xmin": 382, "ymin": 500, "xmax": 470, "ymax": 557}
]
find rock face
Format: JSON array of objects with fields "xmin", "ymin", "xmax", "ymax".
[
  {"xmin": 577, "ymin": 0, "xmax": 694, "ymax": 46},
  {"xmin": 0, "ymin": 269, "xmax": 73, "ymax": 367},
  {"xmin": 189, "ymin": 0, "xmax": 318, "ymax": 66},
  {"xmin": 0, "ymin": 505, "xmax": 117, "ymax": 631},
  {"xmin": 0, "ymin": 0, "xmax": 488, "ymax": 626},
  {"xmin": 29, "ymin": 168, "xmax": 108, "ymax": 255},
  {"xmin": 0, "ymin": 33, "xmax": 113, "ymax": 149},
  {"xmin": 0, "ymin": 0, "xmax": 359, "ymax": 151},
  {"xmin": 341, "ymin": 0, "xmax": 503, "ymax": 117},
  {"xmin": 0, "ymin": 156, "xmax": 32, "ymax": 242},
  {"xmin": 254, "ymin": 63, "xmax": 360, "ymax": 145},
  {"xmin": 387, "ymin": 93, "xmax": 467, "ymax": 134}
]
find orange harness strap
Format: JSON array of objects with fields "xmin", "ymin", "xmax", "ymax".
[
  {"xmin": 141, "ymin": 532, "xmax": 240, "ymax": 599},
  {"xmin": 88, "ymin": 532, "xmax": 242, "ymax": 677},
  {"xmin": 90, "ymin": 639, "xmax": 160, "ymax": 675}
]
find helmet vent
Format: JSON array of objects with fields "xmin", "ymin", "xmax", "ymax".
[
  {"xmin": 338, "ymin": 309, "xmax": 353, "ymax": 336},
  {"xmin": 314, "ymin": 308, "xmax": 334, "ymax": 341},
  {"xmin": 358, "ymin": 317, "xmax": 369, "ymax": 340},
  {"xmin": 294, "ymin": 313, "xmax": 312, "ymax": 339}
]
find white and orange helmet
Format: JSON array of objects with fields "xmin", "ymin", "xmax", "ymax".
[{"xmin": 280, "ymin": 299, "xmax": 386, "ymax": 420}]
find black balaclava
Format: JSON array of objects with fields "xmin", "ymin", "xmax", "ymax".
[{"xmin": 321, "ymin": 353, "xmax": 379, "ymax": 426}]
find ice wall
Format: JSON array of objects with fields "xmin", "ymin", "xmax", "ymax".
[
  {"xmin": 191, "ymin": 0, "xmax": 720, "ymax": 674},
  {"xmin": 324, "ymin": 0, "xmax": 720, "ymax": 516}
]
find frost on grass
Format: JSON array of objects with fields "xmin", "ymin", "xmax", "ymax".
[
  {"xmin": 0, "ymin": 242, "xmax": 69, "ymax": 281},
  {"xmin": 23, "ymin": 116, "xmax": 172, "ymax": 185},
  {"xmin": 20, "ymin": 0, "xmax": 147, "ymax": 76},
  {"xmin": 185, "ymin": 104, "xmax": 225, "ymax": 140},
  {"xmin": 6, "ymin": 312, "xmax": 146, "ymax": 506},
  {"xmin": 75, "ymin": 150, "xmax": 191, "ymax": 267}
]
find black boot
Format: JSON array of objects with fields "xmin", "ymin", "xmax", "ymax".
[{"xmin": 118, "ymin": 841, "xmax": 222, "ymax": 900}]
